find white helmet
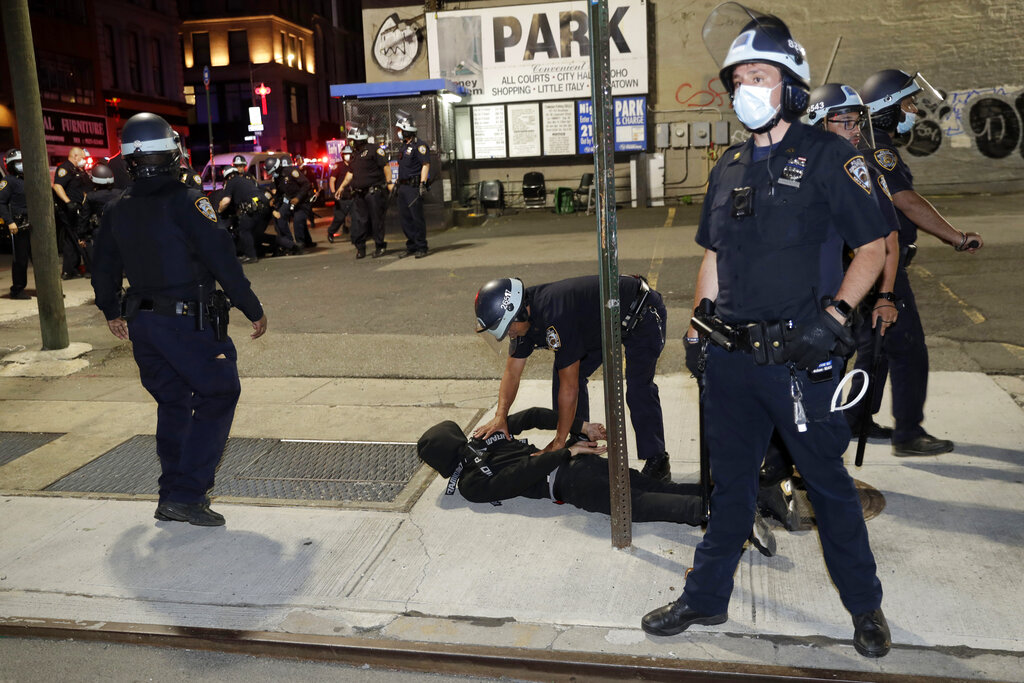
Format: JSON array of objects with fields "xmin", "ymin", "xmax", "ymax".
[{"xmin": 396, "ymin": 111, "xmax": 417, "ymax": 133}]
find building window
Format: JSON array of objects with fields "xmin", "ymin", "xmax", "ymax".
[
  {"xmin": 184, "ymin": 84, "xmax": 196, "ymax": 106},
  {"xmin": 151, "ymin": 38, "xmax": 165, "ymax": 97},
  {"xmin": 288, "ymin": 83, "xmax": 308, "ymax": 125},
  {"xmin": 223, "ymin": 82, "xmax": 249, "ymax": 124},
  {"xmin": 298, "ymin": 38, "xmax": 305, "ymax": 71},
  {"xmin": 287, "ymin": 35, "xmax": 298, "ymax": 68},
  {"xmin": 102, "ymin": 24, "xmax": 118, "ymax": 89},
  {"xmin": 127, "ymin": 32, "xmax": 142, "ymax": 92},
  {"xmin": 280, "ymin": 32, "xmax": 287, "ymax": 64},
  {"xmin": 228, "ymin": 30, "xmax": 249, "ymax": 65},
  {"xmin": 36, "ymin": 51, "xmax": 95, "ymax": 105},
  {"xmin": 193, "ymin": 32, "xmax": 211, "ymax": 67}
]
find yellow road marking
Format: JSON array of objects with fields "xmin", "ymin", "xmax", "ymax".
[
  {"xmin": 646, "ymin": 208, "xmax": 674, "ymax": 288},
  {"xmin": 1001, "ymin": 343, "xmax": 1024, "ymax": 361},
  {"xmin": 909, "ymin": 265, "xmax": 985, "ymax": 324}
]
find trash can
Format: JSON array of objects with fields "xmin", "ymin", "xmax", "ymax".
[{"xmin": 555, "ymin": 187, "xmax": 575, "ymax": 214}]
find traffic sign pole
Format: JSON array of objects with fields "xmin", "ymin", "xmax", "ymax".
[{"xmin": 203, "ymin": 65, "xmax": 213, "ymax": 168}]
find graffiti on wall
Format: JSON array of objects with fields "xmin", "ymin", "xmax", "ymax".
[
  {"xmin": 372, "ymin": 13, "xmax": 424, "ymax": 73},
  {"xmin": 902, "ymin": 85, "xmax": 1024, "ymax": 160},
  {"xmin": 675, "ymin": 77, "xmax": 728, "ymax": 108}
]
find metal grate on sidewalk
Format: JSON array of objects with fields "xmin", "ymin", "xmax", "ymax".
[
  {"xmin": 43, "ymin": 435, "xmax": 429, "ymax": 511},
  {"xmin": 0, "ymin": 432, "xmax": 64, "ymax": 467}
]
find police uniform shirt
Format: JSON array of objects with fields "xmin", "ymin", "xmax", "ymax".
[
  {"xmin": 91, "ymin": 175, "xmax": 263, "ymax": 323},
  {"xmin": 107, "ymin": 155, "xmax": 133, "ymax": 189},
  {"xmin": 867, "ymin": 129, "xmax": 917, "ymax": 245},
  {"xmin": 695, "ymin": 123, "xmax": 888, "ymax": 325},
  {"xmin": 54, "ymin": 160, "xmax": 88, "ymax": 203},
  {"xmin": 329, "ymin": 160, "xmax": 351, "ymax": 187},
  {"xmin": 350, "ymin": 146, "xmax": 388, "ymax": 189},
  {"xmin": 398, "ymin": 139, "xmax": 430, "ymax": 181},
  {"xmin": 224, "ymin": 173, "xmax": 261, "ymax": 206},
  {"xmin": 0, "ymin": 175, "xmax": 28, "ymax": 224},
  {"xmin": 179, "ymin": 166, "xmax": 203, "ymax": 190},
  {"xmin": 868, "ymin": 164, "xmax": 900, "ymax": 238},
  {"xmin": 282, "ymin": 167, "xmax": 312, "ymax": 202},
  {"xmin": 510, "ymin": 275, "xmax": 644, "ymax": 369},
  {"xmin": 86, "ymin": 188, "xmax": 123, "ymax": 221}
]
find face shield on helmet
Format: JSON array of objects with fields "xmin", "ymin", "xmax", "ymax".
[
  {"xmin": 861, "ymin": 69, "xmax": 943, "ymax": 134},
  {"xmin": 703, "ymin": 3, "xmax": 810, "ymax": 132},
  {"xmin": 120, "ymin": 112, "xmax": 181, "ymax": 179},
  {"xmin": 395, "ymin": 110, "xmax": 417, "ymax": 140},
  {"xmin": 223, "ymin": 165, "xmax": 239, "ymax": 180},
  {"xmin": 807, "ymin": 83, "xmax": 875, "ymax": 150},
  {"xmin": 264, "ymin": 156, "xmax": 284, "ymax": 176},
  {"xmin": 475, "ymin": 278, "xmax": 526, "ymax": 342},
  {"xmin": 4, "ymin": 149, "xmax": 23, "ymax": 177},
  {"xmin": 348, "ymin": 127, "xmax": 369, "ymax": 148},
  {"xmin": 232, "ymin": 154, "xmax": 247, "ymax": 168},
  {"xmin": 91, "ymin": 162, "xmax": 115, "ymax": 186}
]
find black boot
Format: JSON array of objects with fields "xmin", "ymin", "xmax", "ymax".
[
  {"xmin": 641, "ymin": 599, "xmax": 727, "ymax": 636},
  {"xmin": 640, "ymin": 453, "xmax": 671, "ymax": 482},
  {"xmin": 852, "ymin": 608, "xmax": 891, "ymax": 657},
  {"xmin": 155, "ymin": 501, "xmax": 226, "ymax": 527}
]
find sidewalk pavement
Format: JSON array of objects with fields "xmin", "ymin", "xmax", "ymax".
[{"xmin": 1, "ymin": 366, "xmax": 1022, "ymax": 681}]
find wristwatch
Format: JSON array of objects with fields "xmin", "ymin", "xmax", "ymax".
[
  {"xmin": 876, "ymin": 292, "xmax": 897, "ymax": 302},
  {"xmin": 830, "ymin": 298, "xmax": 853, "ymax": 320}
]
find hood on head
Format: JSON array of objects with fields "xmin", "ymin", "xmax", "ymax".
[{"xmin": 418, "ymin": 420, "xmax": 471, "ymax": 477}]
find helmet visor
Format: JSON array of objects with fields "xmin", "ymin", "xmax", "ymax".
[
  {"xmin": 912, "ymin": 72, "xmax": 943, "ymax": 105},
  {"xmin": 702, "ymin": 2, "xmax": 768, "ymax": 70}
]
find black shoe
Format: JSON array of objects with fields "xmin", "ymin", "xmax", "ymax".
[
  {"xmin": 748, "ymin": 512, "xmax": 777, "ymax": 557},
  {"xmin": 289, "ymin": 245, "xmax": 305, "ymax": 256},
  {"xmin": 327, "ymin": 232, "xmax": 335, "ymax": 243},
  {"xmin": 849, "ymin": 421, "xmax": 893, "ymax": 440},
  {"xmin": 372, "ymin": 246, "xmax": 387, "ymax": 258},
  {"xmin": 238, "ymin": 256, "xmax": 258, "ymax": 264},
  {"xmin": 414, "ymin": 249, "xmax": 429, "ymax": 259},
  {"xmin": 355, "ymin": 248, "xmax": 366, "ymax": 260},
  {"xmin": 304, "ymin": 241, "xmax": 317, "ymax": 248},
  {"xmin": 640, "ymin": 454, "xmax": 671, "ymax": 482},
  {"xmin": 9, "ymin": 290, "xmax": 30, "ymax": 300},
  {"xmin": 641, "ymin": 599, "xmax": 727, "ymax": 636},
  {"xmin": 757, "ymin": 477, "xmax": 800, "ymax": 531},
  {"xmin": 852, "ymin": 608, "xmax": 891, "ymax": 658},
  {"xmin": 893, "ymin": 434, "xmax": 954, "ymax": 457},
  {"xmin": 154, "ymin": 501, "xmax": 226, "ymax": 527},
  {"xmin": 60, "ymin": 272, "xmax": 80, "ymax": 280},
  {"xmin": 398, "ymin": 249, "xmax": 416, "ymax": 259}
]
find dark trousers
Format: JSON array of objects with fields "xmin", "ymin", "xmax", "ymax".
[
  {"xmin": 551, "ymin": 292, "xmax": 667, "ymax": 460},
  {"xmin": 127, "ymin": 311, "xmax": 241, "ymax": 504},
  {"xmin": 9, "ymin": 228, "xmax": 31, "ymax": 294},
  {"xmin": 236, "ymin": 213, "xmax": 261, "ymax": 259},
  {"xmin": 397, "ymin": 182, "xmax": 427, "ymax": 252},
  {"xmin": 845, "ymin": 267, "xmax": 928, "ymax": 443},
  {"xmin": 682, "ymin": 345, "xmax": 882, "ymax": 616},
  {"xmin": 273, "ymin": 205, "xmax": 296, "ymax": 249},
  {"xmin": 57, "ymin": 210, "xmax": 84, "ymax": 274},
  {"xmin": 329, "ymin": 199, "xmax": 353, "ymax": 235},
  {"xmin": 350, "ymin": 189, "xmax": 386, "ymax": 250},
  {"xmin": 292, "ymin": 203, "xmax": 314, "ymax": 245},
  {"xmin": 556, "ymin": 455, "xmax": 703, "ymax": 524}
]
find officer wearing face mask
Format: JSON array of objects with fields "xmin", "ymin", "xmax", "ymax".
[
  {"xmin": 859, "ymin": 69, "xmax": 983, "ymax": 457},
  {"xmin": 642, "ymin": 4, "xmax": 891, "ymax": 659},
  {"xmin": 327, "ymin": 145, "xmax": 354, "ymax": 242},
  {"xmin": 337, "ymin": 127, "xmax": 391, "ymax": 259}
]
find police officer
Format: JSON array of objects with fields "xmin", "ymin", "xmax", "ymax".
[
  {"xmin": 91, "ymin": 112, "xmax": 267, "ymax": 527},
  {"xmin": 0, "ymin": 149, "xmax": 31, "ymax": 299},
  {"xmin": 174, "ymin": 133, "xmax": 203, "ymax": 190},
  {"xmin": 81, "ymin": 162, "xmax": 124, "ymax": 267},
  {"xmin": 52, "ymin": 146, "xmax": 90, "ymax": 278},
  {"xmin": 474, "ymin": 274, "xmax": 670, "ymax": 481},
  {"xmin": 288, "ymin": 157, "xmax": 316, "ymax": 248},
  {"xmin": 641, "ymin": 7, "xmax": 891, "ymax": 658},
  {"xmin": 106, "ymin": 153, "xmax": 133, "ymax": 190},
  {"xmin": 326, "ymin": 145, "xmax": 353, "ymax": 242},
  {"xmin": 860, "ymin": 68, "xmax": 983, "ymax": 457},
  {"xmin": 219, "ymin": 158, "xmax": 265, "ymax": 264},
  {"xmin": 264, "ymin": 156, "xmax": 303, "ymax": 256},
  {"xmin": 337, "ymin": 127, "xmax": 391, "ymax": 259},
  {"xmin": 394, "ymin": 113, "xmax": 431, "ymax": 259}
]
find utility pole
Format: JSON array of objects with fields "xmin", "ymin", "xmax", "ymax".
[
  {"xmin": 2, "ymin": 0, "xmax": 69, "ymax": 350},
  {"xmin": 588, "ymin": 0, "xmax": 632, "ymax": 548}
]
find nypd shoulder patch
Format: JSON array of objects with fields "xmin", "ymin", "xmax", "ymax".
[
  {"xmin": 291, "ymin": 169, "xmax": 300, "ymax": 178},
  {"xmin": 877, "ymin": 174, "xmax": 892, "ymax": 201},
  {"xmin": 376, "ymin": 147, "xmax": 386, "ymax": 157},
  {"xmin": 545, "ymin": 326, "xmax": 561, "ymax": 350},
  {"xmin": 844, "ymin": 156, "xmax": 872, "ymax": 195},
  {"xmin": 874, "ymin": 149, "xmax": 898, "ymax": 172},
  {"xmin": 57, "ymin": 167, "xmax": 67, "ymax": 178},
  {"xmin": 195, "ymin": 196, "xmax": 218, "ymax": 222},
  {"xmin": 0, "ymin": 180, "xmax": 6, "ymax": 191},
  {"xmin": 418, "ymin": 144, "xmax": 427, "ymax": 155}
]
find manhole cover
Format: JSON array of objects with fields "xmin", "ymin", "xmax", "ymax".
[
  {"xmin": 44, "ymin": 435, "xmax": 429, "ymax": 511},
  {"xmin": 0, "ymin": 432, "xmax": 64, "ymax": 467}
]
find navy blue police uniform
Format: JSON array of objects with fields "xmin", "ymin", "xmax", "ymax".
[
  {"xmin": 327, "ymin": 159, "xmax": 353, "ymax": 239},
  {"xmin": 349, "ymin": 145, "xmax": 389, "ymax": 254},
  {"xmin": 107, "ymin": 155, "xmax": 133, "ymax": 189},
  {"xmin": 683, "ymin": 123, "xmax": 887, "ymax": 619},
  {"xmin": 223, "ymin": 171, "xmax": 266, "ymax": 260},
  {"xmin": 270, "ymin": 169, "xmax": 301, "ymax": 253},
  {"xmin": 83, "ymin": 185, "xmax": 124, "ymax": 269},
  {"xmin": 854, "ymin": 129, "xmax": 930, "ymax": 444},
  {"xmin": 0, "ymin": 175, "xmax": 31, "ymax": 297},
  {"xmin": 396, "ymin": 139, "xmax": 430, "ymax": 255},
  {"xmin": 510, "ymin": 275, "xmax": 667, "ymax": 462},
  {"xmin": 287, "ymin": 166, "xmax": 315, "ymax": 247},
  {"xmin": 91, "ymin": 175, "xmax": 264, "ymax": 506},
  {"xmin": 179, "ymin": 166, "xmax": 203, "ymax": 190},
  {"xmin": 53, "ymin": 159, "xmax": 90, "ymax": 277}
]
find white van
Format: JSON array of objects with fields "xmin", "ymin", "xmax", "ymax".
[{"xmin": 201, "ymin": 151, "xmax": 292, "ymax": 193}]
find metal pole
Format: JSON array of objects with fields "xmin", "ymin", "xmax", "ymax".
[
  {"xmin": 588, "ymin": 0, "xmax": 631, "ymax": 548},
  {"xmin": 205, "ymin": 84, "xmax": 214, "ymax": 167},
  {"xmin": 1, "ymin": 0, "xmax": 69, "ymax": 350}
]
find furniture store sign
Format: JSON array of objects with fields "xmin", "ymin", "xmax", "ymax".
[{"xmin": 426, "ymin": 0, "xmax": 648, "ymax": 105}]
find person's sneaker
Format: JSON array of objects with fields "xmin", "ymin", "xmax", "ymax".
[
  {"xmin": 641, "ymin": 598, "xmax": 728, "ymax": 636},
  {"xmin": 757, "ymin": 477, "xmax": 800, "ymax": 531},
  {"xmin": 9, "ymin": 290, "xmax": 30, "ymax": 300},
  {"xmin": 154, "ymin": 501, "xmax": 226, "ymax": 527},
  {"xmin": 414, "ymin": 249, "xmax": 429, "ymax": 259},
  {"xmin": 893, "ymin": 434, "xmax": 954, "ymax": 457},
  {"xmin": 747, "ymin": 512, "xmax": 777, "ymax": 557},
  {"xmin": 640, "ymin": 454, "xmax": 671, "ymax": 482},
  {"xmin": 398, "ymin": 249, "xmax": 416, "ymax": 259},
  {"xmin": 849, "ymin": 421, "xmax": 894, "ymax": 440},
  {"xmin": 852, "ymin": 608, "xmax": 891, "ymax": 658},
  {"xmin": 372, "ymin": 246, "xmax": 387, "ymax": 258}
]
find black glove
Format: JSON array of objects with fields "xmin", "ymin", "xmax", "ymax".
[
  {"xmin": 784, "ymin": 309, "xmax": 854, "ymax": 371},
  {"xmin": 684, "ymin": 338, "xmax": 702, "ymax": 377},
  {"xmin": 419, "ymin": 182, "xmax": 428, "ymax": 198}
]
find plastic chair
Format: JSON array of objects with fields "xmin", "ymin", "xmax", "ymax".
[
  {"xmin": 522, "ymin": 172, "xmax": 546, "ymax": 208},
  {"xmin": 478, "ymin": 180, "xmax": 504, "ymax": 214}
]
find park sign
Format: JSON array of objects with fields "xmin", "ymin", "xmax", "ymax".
[{"xmin": 426, "ymin": 0, "xmax": 648, "ymax": 104}]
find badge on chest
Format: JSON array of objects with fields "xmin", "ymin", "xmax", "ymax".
[{"xmin": 778, "ymin": 156, "xmax": 806, "ymax": 188}]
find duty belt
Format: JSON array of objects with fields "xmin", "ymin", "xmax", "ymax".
[
  {"xmin": 138, "ymin": 298, "xmax": 200, "ymax": 317},
  {"xmin": 397, "ymin": 177, "xmax": 419, "ymax": 186},
  {"xmin": 693, "ymin": 313, "xmax": 794, "ymax": 366}
]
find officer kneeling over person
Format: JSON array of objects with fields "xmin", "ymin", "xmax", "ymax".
[
  {"xmin": 91, "ymin": 112, "xmax": 268, "ymax": 527},
  {"xmin": 642, "ymin": 5, "xmax": 891, "ymax": 658},
  {"xmin": 419, "ymin": 407, "xmax": 776, "ymax": 556},
  {"xmin": 474, "ymin": 274, "xmax": 670, "ymax": 482}
]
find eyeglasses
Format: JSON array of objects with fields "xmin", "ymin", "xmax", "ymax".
[{"xmin": 826, "ymin": 116, "xmax": 864, "ymax": 130}]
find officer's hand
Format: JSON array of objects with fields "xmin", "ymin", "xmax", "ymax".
[
  {"xmin": 957, "ymin": 231, "xmax": 983, "ymax": 253},
  {"xmin": 290, "ymin": 197, "xmax": 298, "ymax": 206},
  {"xmin": 872, "ymin": 299, "xmax": 898, "ymax": 336},
  {"xmin": 684, "ymin": 337, "xmax": 702, "ymax": 378},
  {"xmin": 472, "ymin": 415, "xmax": 509, "ymax": 441},
  {"xmin": 251, "ymin": 314, "xmax": 268, "ymax": 339},
  {"xmin": 784, "ymin": 309, "xmax": 854, "ymax": 370},
  {"xmin": 106, "ymin": 317, "xmax": 129, "ymax": 341},
  {"xmin": 7, "ymin": 223, "xmax": 17, "ymax": 235},
  {"xmin": 419, "ymin": 182, "xmax": 428, "ymax": 198},
  {"xmin": 272, "ymin": 210, "xmax": 281, "ymax": 219},
  {"xmin": 568, "ymin": 441, "xmax": 608, "ymax": 457},
  {"xmin": 581, "ymin": 421, "xmax": 607, "ymax": 441}
]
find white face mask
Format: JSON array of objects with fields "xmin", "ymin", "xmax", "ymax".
[
  {"xmin": 75, "ymin": 157, "xmax": 87, "ymax": 168},
  {"xmin": 896, "ymin": 111, "xmax": 917, "ymax": 135},
  {"xmin": 733, "ymin": 83, "xmax": 782, "ymax": 131}
]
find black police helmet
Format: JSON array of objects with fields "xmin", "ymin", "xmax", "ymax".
[
  {"xmin": 91, "ymin": 162, "xmax": 115, "ymax": 185},
  {"xmin": 120, "ymin": 113, "xmax": 181, "ymax": 179},
  {"xmin": 232, "ymin": 154, "xmax": 247, "ymax": 167},
  {"xmin": 806, "ymin": 83, "xmax": 867, "ymax": 126},
  {"xmin": 4, "ymin": 148, "xmax": 23, "ymax": 177},
  {"xmin": 474, "ymin": 278, "xmax": 526, "ymax": 341},
  {"xmin": 264, "ymin": 156, "xmax": 283, "ymax": 175}
]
